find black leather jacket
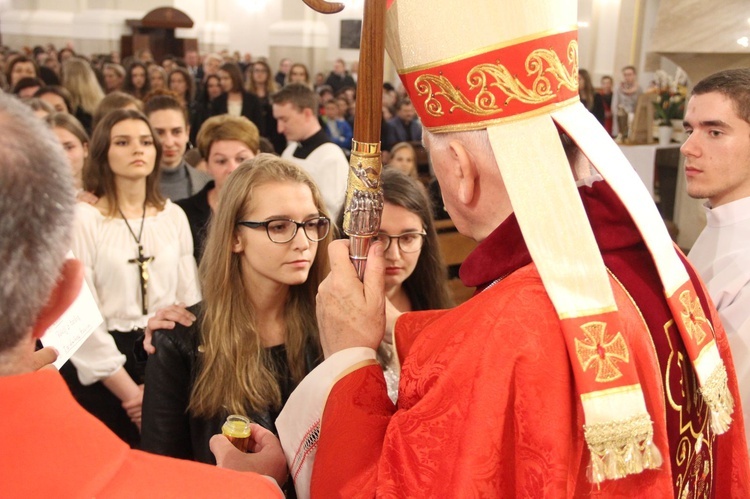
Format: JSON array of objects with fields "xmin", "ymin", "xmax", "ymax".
[{"xmin": 141, "ymin": 303, "xmax": 321, "ymax": 464}]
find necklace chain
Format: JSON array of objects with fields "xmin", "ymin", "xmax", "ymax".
[{"xmin": 117, "ymin": 202, "xmax": 147, "ymax": 245}]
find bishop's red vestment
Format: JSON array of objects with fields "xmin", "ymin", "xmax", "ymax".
[{"xmin": 277, "ymin": 181, "xmax": 749, "ymax": 498}]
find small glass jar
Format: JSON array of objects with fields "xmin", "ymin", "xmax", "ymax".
[{"xmin": 221, "ymin": 414, "xmax": 252, "ymax": 453}]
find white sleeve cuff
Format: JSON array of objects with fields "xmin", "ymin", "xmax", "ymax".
[
  {"xmin": 68, "ymin": 327, "xmax": 126, "ymax": 385},
  {"xmin": 276, "ymin": 347, "xmax": 376, "ymax": 499}
]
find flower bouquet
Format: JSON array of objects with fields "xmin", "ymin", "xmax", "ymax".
[{"xmin": 652, "ymin": 69, "xmax": 687, "ymax": 127}]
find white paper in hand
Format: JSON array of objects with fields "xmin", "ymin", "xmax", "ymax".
[{"xmin": 41, "ymin": 278, "xmax": 103, "ymax": 369}]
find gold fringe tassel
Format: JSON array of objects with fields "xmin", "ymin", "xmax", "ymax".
[
  {"xmin": 584, "ymin": 413, "xmax": 663, "ymax": 484},
  {"xmin": 700, "ymin": 364, "xmax": 734, "ymax": 434}
]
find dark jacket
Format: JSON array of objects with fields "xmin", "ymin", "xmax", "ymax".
[
  {"xmin": 210, "ymin": 91, "xmax": 263, "ymax": 130},
  {"xmin": 386, "ymin": 116, "xmax": 423, "ymax": 144},
  {"xmin": 141, "ymin": 303, "xmax": 321, "ymax": 465},
  {"xmin": 324, "ymin": 72, "xmax": 356, "ymax": 94},
  {"xmin": 176, "ymin": 181, "xmax": 213, "ymax": 264}
]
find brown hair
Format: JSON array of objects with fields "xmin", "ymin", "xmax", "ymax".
[
  {"xmin": 34, "ymin": 85, "xmax": 74, "ymax": 113},
  {"xmin": 189, "ymin": 154, "xmax": 328, "ymax": 417},
  {"xmin": 245, "ymin": 60, "xmax": 279, "ymax": 96},
  {"xmin": 380, "ymin": 168, "xmax": 452, "ymax": 311},
  {"xmin": 692, "ymin": 68, "xmax": 750, "ymax": 124},
  {"xmin": 122, "ymin": 61, "xmax": 151, "ymax": 100},
  {"xmin": 143, "ymin": 90, "xmax": 188, "ymax": 124},
  {"xmin": 286, "ymin": 63, "xmax": 311, "ymax": 87},
  {"xmin": 578, "ymin": 69, "xmax": 595, "ymax": 111},
  {"xmin": 271, "ymin": 83, "xmax": 318, "ymax": 113},
  {"xmin": 83, "ymin": 109, "xmax": 164, "ymax": 217},
  {"xmin": 92, "ymin": 91, "xmax": 143, "ymax": 131},
  {"xmin": 219, "ymin": 62, "xmax": 244, "ymax": 93},
  {"xmin": 5, "ymin": 55, "xmax": 39, "ymax": 85},
  {"xmin": 45, "ymin": 112, "xmax": 89, "ymax": 146},
  {"xmin": 168, "ymin": 66, "xmax": 195, "ymax": 104}
]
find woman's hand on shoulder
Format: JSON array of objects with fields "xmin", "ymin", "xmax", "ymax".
[
  {"xmin": 76, "ymin": 191, "xmax": 99, "ymax": 205},
  {"xmin": 143, "ymin": 303, "xmax": 196, "ymax": 354}
]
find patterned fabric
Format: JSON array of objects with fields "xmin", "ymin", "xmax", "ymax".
[{"xmin": 308, "ymin": 181, "xmax": 750, "ymax": 497}]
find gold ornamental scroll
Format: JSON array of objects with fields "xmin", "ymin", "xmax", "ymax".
[{"xmin": 301, "ymin": 0, "xmax": 386, "ymax": 280}]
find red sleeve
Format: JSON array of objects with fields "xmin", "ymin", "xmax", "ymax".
[
  {"xmin": 394, "ymin": 309, "xmax": 448, "ymax": 361},
  {"xmin": 310, "ymin": 364, "xmax": 395, "ymax": 496}
]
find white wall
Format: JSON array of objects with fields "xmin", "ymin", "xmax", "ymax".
[{"xmin": 3, "ymin": 0, "xmax": 655, "ymax": 80}]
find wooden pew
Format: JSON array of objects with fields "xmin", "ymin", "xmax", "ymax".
[{"xmin": 434, "ymin": 219, "xmax": 477, "ymax": 305}]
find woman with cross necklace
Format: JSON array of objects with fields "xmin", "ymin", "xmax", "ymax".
[{"xmin": 62, "ymin": 109, "xmax": 201, "ymax": 448}]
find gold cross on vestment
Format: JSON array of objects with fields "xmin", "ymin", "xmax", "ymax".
[
  {"xmin": 574, "ymin": 321, "xmax": 630, "ymax": 383},
  {"xmin": 128, "ymin": 244, "xmax": 154, "ymax": 315},
  {"xmin": 678, "ymin": 290, "xmax": 711, "ymax": 345}
]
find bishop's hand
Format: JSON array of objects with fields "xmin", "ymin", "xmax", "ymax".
[{"xmin": 316, "ymin": 240, "xmax": 386, "ymax": 358}]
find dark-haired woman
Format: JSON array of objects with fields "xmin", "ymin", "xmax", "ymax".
[
  {"xmin": 211, "ymin": 62, "xmax": 262, "ymax": 129},
  {"xmin": 65, "ymin": 109, "xmax": 200, "ymax": 447},
  {"xmin": 337, "ymin": 168, "xmax": 453, "ymax": 401}
]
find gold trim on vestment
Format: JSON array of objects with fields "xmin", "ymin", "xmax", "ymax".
[
  {"xmin": 419, "ymin": 88, "xmax": 580, "ymax": 133},
  {"xmin": 556, "ymin": 303, "xmax": 618, "ymax": 321},
  {"xmin": 333, "ymin": 359, "xmax": 380, "ymax": 386},
  {"xmin": 397, "ymin": 25, "xmax": 579, "ymax": 75},
  {"xmin": 584, "ymin": 413, "xmax": 663, "ymax": 483},
  {"xmin": 580, "ymin": 383, "xmax": 641, "ymax": 402}
]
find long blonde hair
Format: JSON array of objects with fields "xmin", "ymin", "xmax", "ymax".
[
  {"xmin": 189, "ymin": 154, "xmax": 330, "ymax": 418},
  {"xmin": 62, "ymin": 58, "xmax": 105, "ymax": 115}
]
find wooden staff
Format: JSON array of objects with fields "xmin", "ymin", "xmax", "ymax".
[{"xmin": 302, "ymin": 0, "xmax": 386, "ymax": 280}]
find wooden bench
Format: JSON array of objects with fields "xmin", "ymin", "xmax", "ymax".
[{"xmin": 434, "ymin": 219, "xmax": 477, "ymax": 305}]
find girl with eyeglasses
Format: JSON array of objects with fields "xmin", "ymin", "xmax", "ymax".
[
  {"xmin": 338, "ymin": 168, "xmax": 452, "ymax": 401},
  {"xmin": 141, "ymin": 155, "xmax": 330, "ymax": 474}
]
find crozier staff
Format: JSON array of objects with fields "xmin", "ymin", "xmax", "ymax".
[{"xmin": 302, "ymin": 0, "xmax": 386, "ymax": 279}]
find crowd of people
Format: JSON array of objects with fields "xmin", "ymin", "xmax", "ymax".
[
  {"xmin": 1, "ymin": 0, "xmax": 750, "ymax": 495},
  {"xmin": 0, "ymin": 38, "xmax": 453, "ymax": 498}
]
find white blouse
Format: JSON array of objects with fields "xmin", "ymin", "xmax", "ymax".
[
  {"xmin": 69, "ymin": 200, "xmax": 201, "ymax": 385},
  {"xmin": 227, "ymin": 99, "xmax": 243, "ymax": 117}
]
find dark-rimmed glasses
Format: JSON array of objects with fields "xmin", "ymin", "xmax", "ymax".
[
  {"xmin": 237, "ymin": 216, "xmax": 330, "ymax": 244},
  {"xmin": 374, "ymin": 231, "xmax": 426, "ymax": 253}
]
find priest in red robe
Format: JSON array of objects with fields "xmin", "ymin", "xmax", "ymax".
[{"xmin": 266, "ymin": 0, "xmax": 750, "ymax": 497}]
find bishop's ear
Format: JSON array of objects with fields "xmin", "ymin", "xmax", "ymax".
[{"xmin": 447, "ymin": 140, "xmax": 478, "ymax": 206}]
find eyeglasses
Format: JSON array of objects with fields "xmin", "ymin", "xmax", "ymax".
[
  {"xmin": 374, "ymin": 231, "xmax": 426, "ymax": 253},
  {"xmin": 237, "ymin": 217, "xmax": 330, "ymax": 244}
]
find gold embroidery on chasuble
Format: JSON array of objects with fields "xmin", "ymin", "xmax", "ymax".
[
  {"xmin": 574, "ymin": 321, "xmax": 629, "ymax": 383},
  {"xmin": 663, "ymin": 319, "xmax": 714, "ymax": 498}
]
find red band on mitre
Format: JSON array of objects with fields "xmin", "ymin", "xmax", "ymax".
[{"xmin": 398, "ymin": 29, "xmax": 580, "ymax": 132}]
